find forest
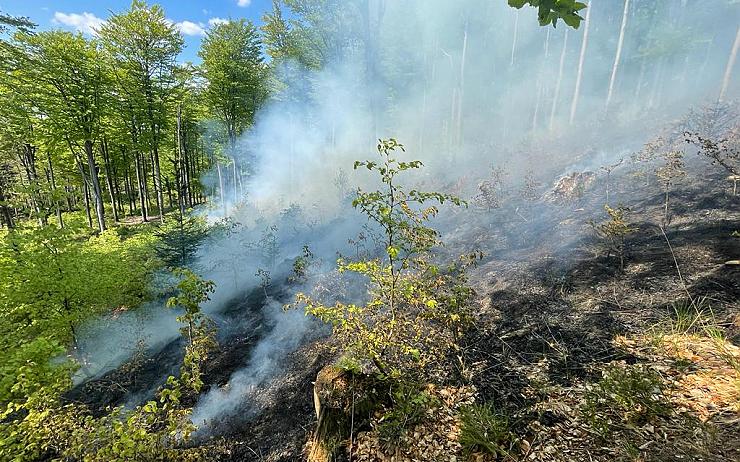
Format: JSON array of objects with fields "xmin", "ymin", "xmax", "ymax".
[{"xmin": 0, "ymin": 0, "xmax": 738, "ymax": 461}]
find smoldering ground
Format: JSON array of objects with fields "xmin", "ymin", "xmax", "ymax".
[{"xmin": 71, "ymin": 0, "xmax": 738, "ymax": 433}]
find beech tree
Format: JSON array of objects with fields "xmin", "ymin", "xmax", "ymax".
[
  {"xmin": 16, "ymin": 31, "xmax": 111, "ymax": 232},
  {"xmin": 199, "ymin": 19, "xmax": 265, "ymax": 213},
  {"xmin": 99, "ymin": 0, "xmax": 184, "ymax": 223}
]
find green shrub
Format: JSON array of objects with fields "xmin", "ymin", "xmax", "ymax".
[
  {"xmin": 376, "ymin": 382, "xmax": 435, "ymax": 448},
  {"xmin": 459, "ymin": 403, "xmax": 516, "ymax": 457},
  {"xmin": 583, "ymin": 365, "xmax": 671, "ymax": 436}
]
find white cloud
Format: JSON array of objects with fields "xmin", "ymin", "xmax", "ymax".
[
  {"xmin": 52, "ymin": 12, "xmax": 105, "ymax": 35},
  {"xmin": 208, "ymin": 17, "xmax": 230, "ymax": 27},
  {"xmin": 237, "ymin": 0, "xmax": 252, "ymax": 7},
  {"xmin": 175, "ymin": 20, "xmax": 206, "ymax": 36}
]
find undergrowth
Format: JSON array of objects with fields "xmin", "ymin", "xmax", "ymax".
[
  {"xmin": 459, "ymin": 402, "xmax": 516, "ymax": 457},
  {"xmin": 583, "ymin": 364, "xmax": 671, "ymax": 436}
]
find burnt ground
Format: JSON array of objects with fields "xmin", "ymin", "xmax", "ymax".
[
  {"xmin": 196, "ymin": 156, "xmax": 737, "ymax": 460},
  {"xmin": 68, "ymin": 154, "xmax": 738, "ymax": 461}
]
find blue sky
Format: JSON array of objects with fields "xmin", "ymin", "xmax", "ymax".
[{"xmin": 0, "ymin": 0, "xmax": 275, "ymax": 62}]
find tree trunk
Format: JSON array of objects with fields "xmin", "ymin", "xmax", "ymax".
[
  {"xmin": 510, "ymin": 9, "xmax": 519, "ymax": 67},
  {"xmin": 606, "ymin": 0, "xmax": 630, "ymax": 112},
  {"xmin": 0, "ymin": 183, "xmax": 14, "ymax": 229},
  {"xmin": 100, "ymin": 138, "xmax": 119, "ymax": 223},
  {"xmin": 550, "ymin": 29, "xmax": 569, "ymax": 131},
  {"xmin": 18, "ymin": 144, "xmax": 46, "ymax": 227},
  {"xmin": 123, "ymin": 148, "xmax": 134, "ymax": 217},
  {"xmin": 46, "ymin": 152, "xmax": 63, "ymax": 228},
  {"xmin": 217, "ymin": 162, "xmax": 227, "ymax": 217},
  {"xmin": 719, "ymin": 25, "xmax": 740, "ymax": 102},
  {"xmin": 182, "ymin": 120, "xmax": 193, "ymax": 208},
  {"xmin": 165, "ymin": 177, "xmax": 173, "ymax": 210},
  {"xmin": 76, "ymin": 156, "xmax": 93, "ymax": 228},
  {"xmin": 134, "ymin": 151, "xmax": 148, "ymax": 222},
  {"xmin": 176, "ymin": 104, "xmax": 186, "ymax": 216},
  {"xmin": 84, "ymin": 139, "xmax": 106, "ymax": 232},
  {"xmin": 233, "ymin": 157, "xmax": 239, "ymax": 205},
  {"xmin": 456, "ymin": 19, "xmax": 468, "ymax": 148},
  {"xmin": 145, "ymin": 82, "xmax": 165, "ymax": 223},
  {"xmin": 570, "ymin": 0, "xmax": 593, "ymax": 125}
]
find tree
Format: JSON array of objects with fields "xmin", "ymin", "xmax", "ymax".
[
  {"xmin": 200, "ymin": 19, "xmax": 265, "ymax": 147},
  {"xmin": 100, "ymin": 0, "xmax": 184, "ymax": 223},
  {"xmin": 16, "ymin": 31, "xmax": 111, "ymax": 232},
  {"xmin": 569, "ymin": 0, "xmax": 593, "ymax": 124},
  {"xmin": 590, "ymin": 205, "xmax": 635, "ymax": 271},
  {"xmin": 605, "ymin": 0, "xmax": 630, "ymax": 112},
  {"xmin": 0, "ymin": 10, "xmax": 35, "ymax": 34},
  {"xmin": 655, "ymin": 150, "xmax": 686, "ymax": 225},
  {"xmin": 296, "ymin": 139, "xmax": 475, "ymax": 379},
  {"xmin": 685, "ymin": 130, "xmax": 739, "ymax": 194},
  {"xmin": 719, "ymin": 25, "xmax": 740, "ymax": 102},
  {"xmin": 199, "ymin": 19, "xmax": 265, "ymax": 213},
  {"xmin": 154, "ymin": 213, "xmax": 209, "ymax": 267}
]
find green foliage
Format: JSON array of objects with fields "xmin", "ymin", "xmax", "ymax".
[
  {"xmin": 295, "ymin": 139, "xmax": 475, "ymax": 380},
  {"xmin": 376, "ymin": 382, "xmax": 435, "ymax": 447},
  {"xmin": 166, "ymin": 268, "xmax": 217, "ymax": 393},
  {"xmin": 459, "ymin": 403, "xmax": 516, "ymax": 457},
  {"xmin": 155, "ymin": 213, "xmax": 209, "ymax": 267},
  {"xmin": 259, "ymin": 224, "xmax": 281, "ymax": 270},
  {"xmin": 508, "ymin": 0, "xmax": 587, "ymax": 29},
  {"xmin": 589, "ymin": 205, "xmax": 635, "ymax": 271},
  {"xmin": 289, "ymin": 244, "xmax": 316, "ymax": 284},
  {"xmin": 0, "ymin": 267, "xmax": 215, "ymax": 461},
  {"xmin": 0, "ymin": 11, "xmax": 35, "ymax": 33},
  {"xmin": 655, "ymin": 150, "xmax": 686, "ymax": 225},
  {"xmin": 0, "ymin": 223, "xmax": 158, "ymax": 401},
  {"xmin": 199, "ymin": 18, "xmax": 265, "ymax": 144},
  {"xmin": 583, "ymin": 365, "xmax": 671, "ymax": 437}
]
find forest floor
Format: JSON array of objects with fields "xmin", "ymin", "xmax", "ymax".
[
  {"xmin": 204, "ymin": 156, "xmax": 739, "ymax": 461},
  {"xmin": 71, "ymin": 154, "xmax": 739, "ymax": 461}
]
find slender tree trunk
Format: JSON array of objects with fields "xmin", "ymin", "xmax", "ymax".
[
  {"xmin": 165, "ymin": 177, "xmax": 174, "ymax": 210},
  {"xmin": 456, "ymin": 19, "xmax": 468, "ymax": 148},
  {"xmin": 232, "ymin": 157, "xmax": 238, "ymax": 205},
  {"xmin": 145, "ymin": 83, "xmax": 165, "ymax": 223},
  {"xmin": 18, "ymin": 145, "xmax": 46, "ymax": 226},
  {"xmin": 100, "ymin": 138, "xmax": 118, "ymax": 223},
  {"xmin": 217, "ymin": 162, "xmax": 226, "ymax": 217},
  {"xmin": 146, "ymin": 152, "xmax": 154, "ymax": 213},
  {"xmin": 570, "ymin": 0, "xmax": 593, "ymax": 125},
  {"xmin": 123, "ymin": 148, "xmax": 134, "ymax": 217},
  {"xmin": 46, "ymin": 152, "xmax": 63, "ymax": 228},
  {"xmin": 84, "ymin": 139, "xmax": 106, "ymax": 232},
  {"xmin": 0, "ymin": 183, "xmax": 14, "ymax": 229},
  {"xmin": 134, "ymin": 152, "xmax": 147, "ymax": 222},
  {"xmin": 533, "ymin": 28, "xmax": 551, "ymax": 131},
  {"xmin": 176, "ymin": 104, "xmax": 187, "ymax": 216},
  {"xmin": 113, "ymin": 164, "xmax": 124, "ymax": 215},
  {"xmin": 510, "ymin": 9, "xmax": 519, "ymax": 67},
  {"xmin": 550, "ymin": 29, "xmax": 569, "ymax": 131},
  {"xmin": 182, "ymin": 122, "xmax": 192, "ymax": 208},
  {"xmin": 76, "ymin": 156, "xmax": 93, "ymax": 228},
  {"xmin": 719, "ymin": 25, "xmax": 740, "ymax": 102},
  {"xmin": 606, "ymin": 0, "xmax": 630, "ymax": 112}
]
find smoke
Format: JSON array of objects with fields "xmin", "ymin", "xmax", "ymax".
[
  {"xmin": 72, "ymin": 0, "xmax": 738, "ymax": 429},
  {"xmin": 190, "ymin": 299, "xmax": 324, "ymax": 428}
]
